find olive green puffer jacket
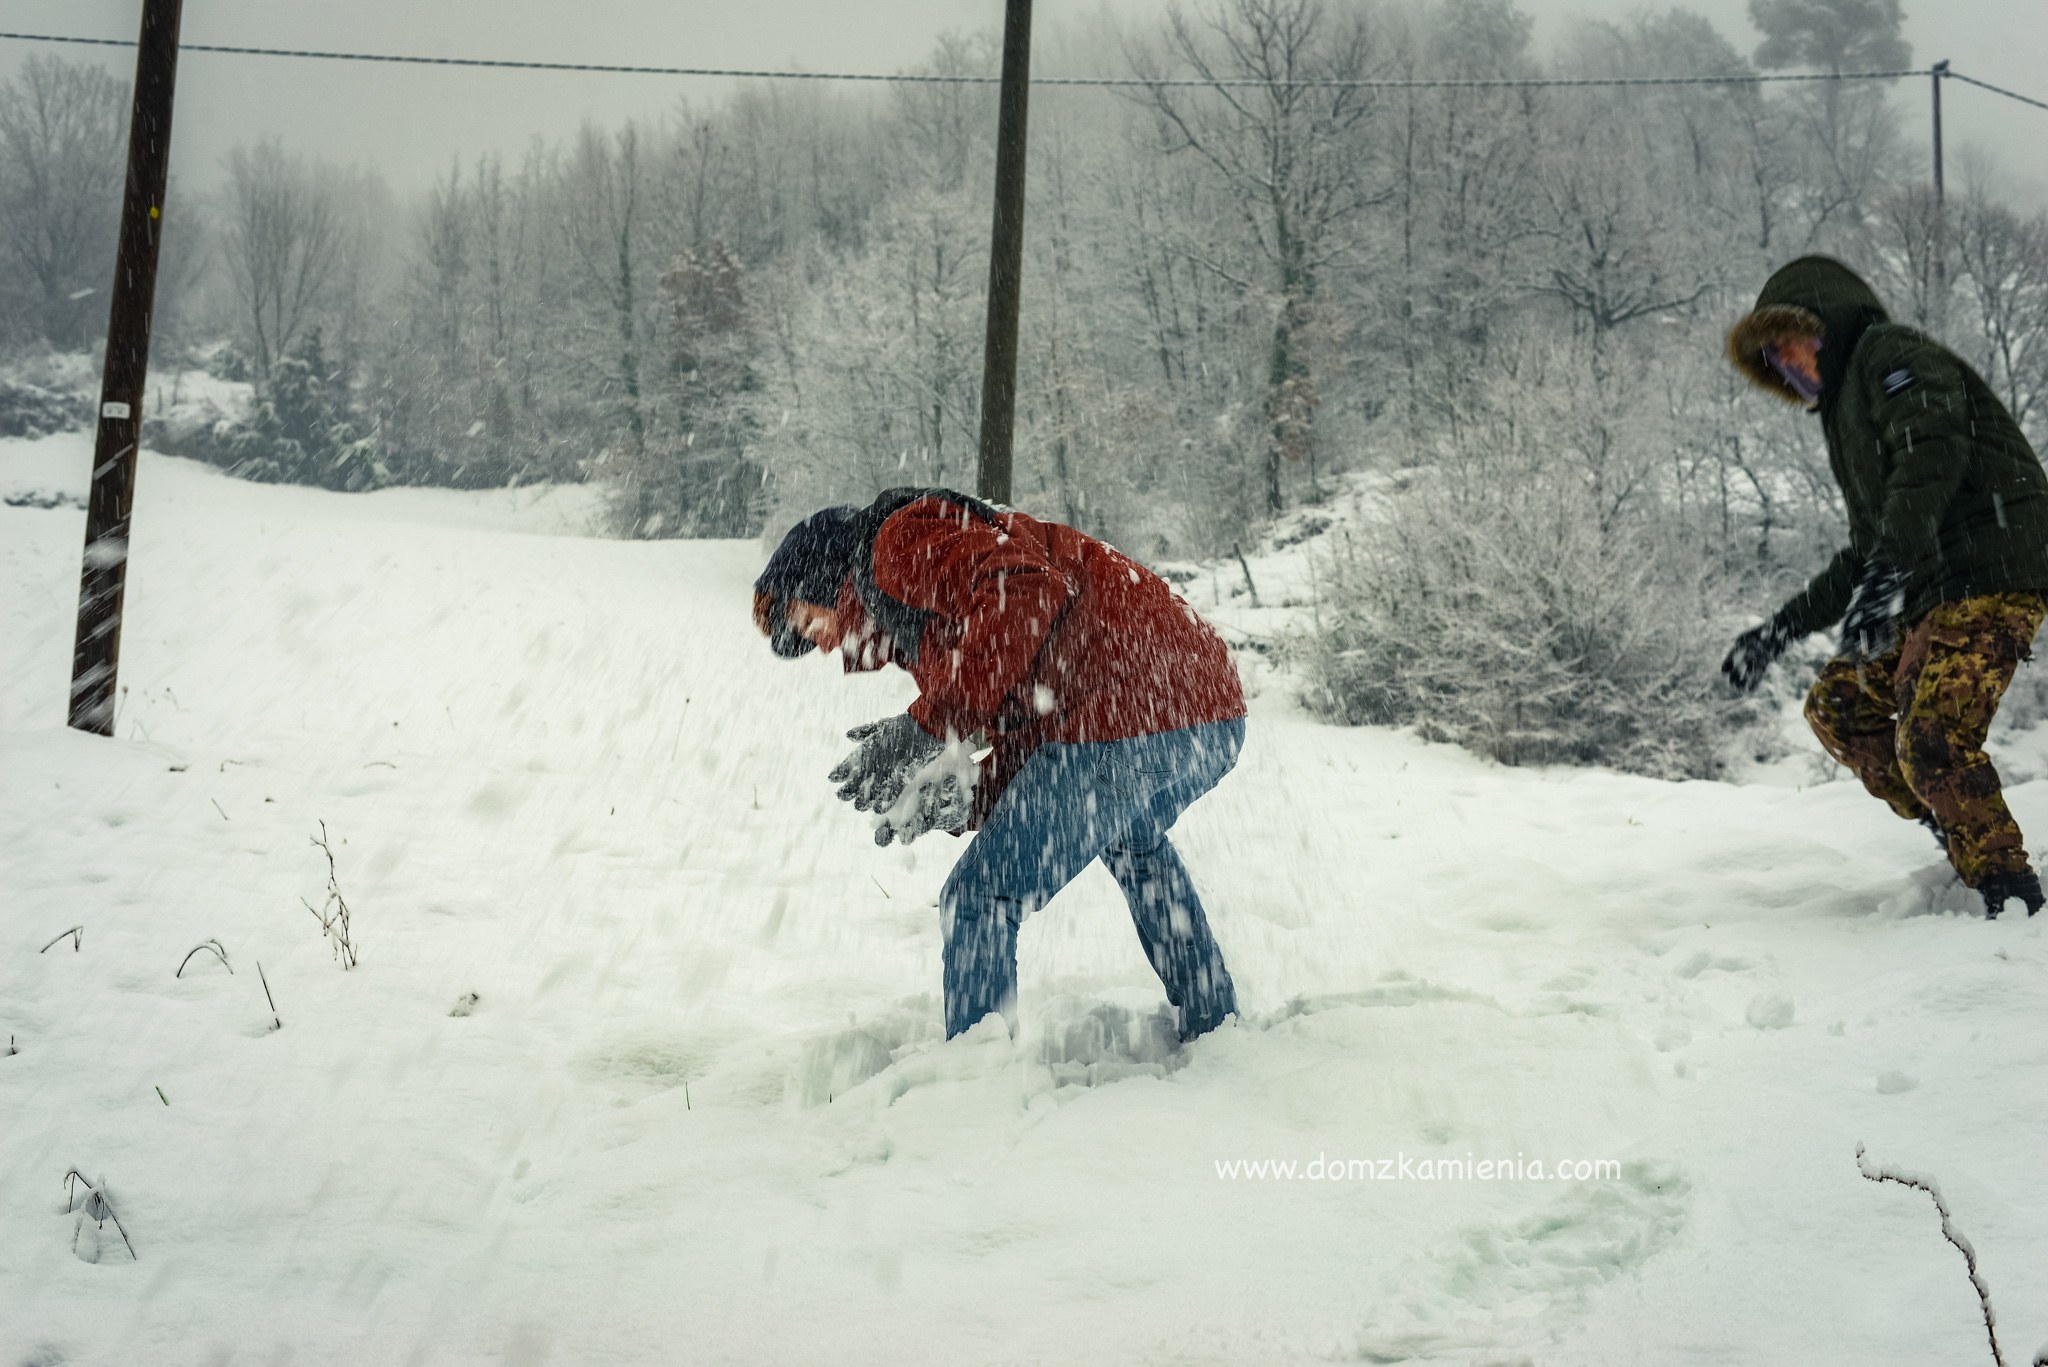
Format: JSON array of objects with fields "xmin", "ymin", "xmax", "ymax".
[{"xmin": 1726, "ymin": 255, "xmax": 2048, "ymax": 635}]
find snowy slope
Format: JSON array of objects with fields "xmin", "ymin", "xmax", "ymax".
[{"xmin": 3, "ymin": 436, "xmax": 2045, "ymax": 1366}]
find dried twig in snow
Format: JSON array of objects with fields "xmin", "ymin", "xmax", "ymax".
[
  {"xmin": 63, "ymin": 1170, "xmax": 136, "ymax": 1261},
  {"xmin": 175, "ymin": 939, "xmax": 233, "ymax": 978},
  {"xmin": 256, "ymin": 960, "xmax": 281, "ymax": 1031},
  {"xmin": 303, "ymin": 820, "xmax": 358, "ymax": 969},
  {"xmin": 1857, "ymin": 1143, "xmax": 2008, "ymax": 1367}
]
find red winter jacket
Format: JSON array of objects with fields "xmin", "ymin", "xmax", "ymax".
[{"xmin": 833, "ymin": 494, "xmax": 1244, "ymax": 821}]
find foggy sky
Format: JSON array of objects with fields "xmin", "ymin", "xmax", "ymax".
[{"xmin": 1, "ymin": 0, "xmax": 2041, "ymax": 202}]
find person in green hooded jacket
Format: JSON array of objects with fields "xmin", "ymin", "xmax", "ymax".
[{"xmin": 1721, "ymin": 255, "xmax": 2048, "ymax": 918}]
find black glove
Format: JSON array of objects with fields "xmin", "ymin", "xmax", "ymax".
[
  {"xmin": 829, "ymin": 713, "xmax": 943, "ymax": 813},
  {"xmin": 875, "ymin": 766, "xmax": 974, "ymax": 847},
  {"xmin": 1840, "ymin": 560, "xmax": 1911, "ymax": 660},
  {"xmin": 1721, "ymin": 609, "xmax": 1803, "ymax": 694}
]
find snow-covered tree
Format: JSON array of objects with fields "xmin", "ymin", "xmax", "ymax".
[{"xmin": 0, "ymin": 55, "xmax": 127, "ymax": 351}]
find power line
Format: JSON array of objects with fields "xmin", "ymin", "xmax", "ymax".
[
  {"xmin": 5, "ymin": 28, "xmax": 2045, "ymax": 113},
  {"xmin": 1946, "ymin": 70, "xmax": 2048, "ymax": 115},
  {"xmin": 0, "ymin": 30, "xmax": 1977, "ymax": 95}
]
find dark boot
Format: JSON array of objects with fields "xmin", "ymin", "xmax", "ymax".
[{"xmin": 1978, "ymin": 868, "xmax": 2044, "ymax": 920}]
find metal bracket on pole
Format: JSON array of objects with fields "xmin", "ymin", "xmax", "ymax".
[
  {"xmin": 975, "ymin": 0, "xmax": 1032, "ymax": 508},
  {"xmin": 68, "ymin": 0, "xmax": 185, "ymax": 735}
]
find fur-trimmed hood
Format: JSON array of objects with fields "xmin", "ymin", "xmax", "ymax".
[{"xmin": 1726, "ymin": 256, "xmax": 1890, "ymax": 404}]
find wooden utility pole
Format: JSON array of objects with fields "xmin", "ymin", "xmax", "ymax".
[
  {"xmin": 975, "ymin": 0, "xmax": 1033, "ymax": 507},
  {"xmin": 1930, "ymin": 60, "xmax": 1950, "ymax": 321},
  {"xmin": 1930, "ymin": 61, "xmax": 1949, "ymax": 210},
  {"xmin": 68, "ymin": 0, "xmax": 185, "ymax": 735}
]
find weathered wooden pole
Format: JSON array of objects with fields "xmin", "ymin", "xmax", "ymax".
[
  {"xmin": 68, "ymin": 0, "xmax": 185, "ymax": 735},
  {"xmin": 975, "ymin": 0, "xmax": 1033, "ymax": 506},
  {"xmin": 1930, "ymin": 59, "xmax": 1949, "ymax": 316},
  {"xmin": 1930, "ymin": 61, "xmax": 1949, "ymax": 208}
]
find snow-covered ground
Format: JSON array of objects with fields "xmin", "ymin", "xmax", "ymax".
[{"xmin": 4, "ymin": 435, "xmax": 2045, "ymax": 1366}]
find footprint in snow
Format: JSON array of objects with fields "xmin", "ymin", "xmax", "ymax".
[
  {"xmin": 1353, "ymin": 1162, "xmax": 1690, "ymax": 1359},
  {"xmin": 1035, "ymin": 1000, "xmax": 1182, "ymax": 1086},
  {"xmin": 1744, "ymin": 994, "xmax": 1795, "ymax": 1030},
  {"xmin": 1673, "ymin": 950, "xmax": 1755, "ymax": 979},
  {"xmin": 792, "ymin": 1000, "xmax": 943, "ymax": 1107}
]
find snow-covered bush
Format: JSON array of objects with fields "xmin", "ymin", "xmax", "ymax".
[
  {"xmin": 163, "ymin": 329, "xmax": 388, "ymax": 492},
  {"xmin": 0, "ymin": 371, "xmax": 88, "ymax": 439},
  {"xmin": 1302, "ymin": 346, "xmax": 1755, "ymax": 780},
  {"xmin": 1304, "ymin": 474, "xmax": 1744, "ymax": 778},
  {"xmin": 0, "ymin": 351, "xmax": 95, "ymax": 438}
]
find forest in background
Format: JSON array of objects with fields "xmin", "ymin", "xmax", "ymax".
[{"xmin": 6, "ymin": 0, "xmax": 2047, "ymax": 776}]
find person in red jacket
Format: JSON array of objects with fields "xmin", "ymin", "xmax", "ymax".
[{"xmin": 753, "ymin": 487, "xmax": 1248, "ymax": 1041}]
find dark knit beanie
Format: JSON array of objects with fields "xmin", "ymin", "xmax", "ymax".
[{"xmin": 754, "ymin": 506, "xmax": 860, "ymax": 658}]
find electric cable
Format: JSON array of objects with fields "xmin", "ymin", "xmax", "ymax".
[{"xmin": 3, "ymin": 29, "xmax": 2030, "ymax": 103}]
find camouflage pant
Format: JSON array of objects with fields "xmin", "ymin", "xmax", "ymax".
[{"xmin": 1804, "ymin": 593, "xmax": 2047, "ymax": 887}]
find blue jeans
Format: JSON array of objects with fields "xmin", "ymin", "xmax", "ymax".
[{"xmin": 940, "ymin": 718, "xmax": 1245, "ymax": 1041}]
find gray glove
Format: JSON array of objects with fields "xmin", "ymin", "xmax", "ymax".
[
  {"xmin": 829, "ymin": 713, "xmax": 943, "ymax": 813},
  {"xmin": 876, "ymin": 768, "xmax": 974, "ymax": 847}
]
